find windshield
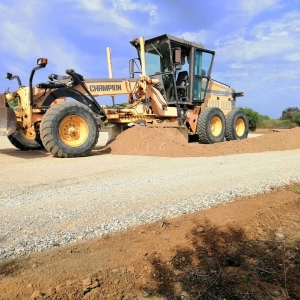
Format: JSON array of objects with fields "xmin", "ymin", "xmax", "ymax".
[
  {"xmin": 144, "ymin": 43, "xmax": 171, "ymax": 75},
  {"xmin": 145, "ymin": 52, "xmax": 161, "ymax": 75},
  {"xmin": 195, "ymin": 50, "xmax": 213, "ymax": 77},
  {"xmin": 193, "ymin": 50, "xmax": 213, "ymax": 101}
]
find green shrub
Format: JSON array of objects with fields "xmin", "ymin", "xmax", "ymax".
[
  {"xmin": 293, "ymin": 112, "xmax": 300, "ymax": 126},
  {"xmin": 281, "ymin": 107, "xmax": 299, "ymax": 122},
  {"xmin": 257, "ymin": 114, "xmax": 270, "ymax": 122},
  {"xmin": 238, "ymin": 107, "xmax": 298, "ymax": 130},
  {"xmin": 257, "ymin": 119, "xmax": 296, "ymax": 129}
]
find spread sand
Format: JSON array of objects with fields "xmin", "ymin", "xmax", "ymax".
[{"xmin": 102, "ymin": 126, "xmax": 300, "ymax": 157}]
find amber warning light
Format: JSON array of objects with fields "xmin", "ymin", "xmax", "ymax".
[{"xmin": 37, "ymin": 58, "xmax": 48, "ymax": 66}]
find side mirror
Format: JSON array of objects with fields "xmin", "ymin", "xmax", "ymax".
[
  {"xmin": 37, "ymin": 58, "xmax": 48, "ymax": 66},
  {"xmin": 130, "ymin": 59, "xmax": 135, "ymax": 78},
  {"xmin": 174, "ymin": 48, "xmax": 181, "ymax": 64},
  {"xmin": 6, "ymin": 73, "xmax": 12, "ymax": 80},
  {"xmin": 5, "ymin": 73, "xmax": 22, "ymax": 87},
  {"xmin": 173, "ymin": 48, "xmax": 182, "ymax": 71}
]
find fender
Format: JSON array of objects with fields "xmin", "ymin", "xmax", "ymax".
[{"xmin": 39, "ymin": 88, "xmax": 102, "ymax": 115}]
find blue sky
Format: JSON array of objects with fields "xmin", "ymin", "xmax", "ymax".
[{"xmin": 0, "ymin": 0, "xmax": 299, "ymax": 118}]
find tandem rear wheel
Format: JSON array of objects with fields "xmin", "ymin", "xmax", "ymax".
[
  {"xmin": 197, "ymin": 107, "xmax": 249, "ymax": 144},
  {"xmin": 40, "ymin": 101, "xmax": 99, "ymax": 158},
  {"xmin": 225, "ymin": 109, "xmax": 249, "ymax": 140},
  {"xmin": 197, "ymin": 107, "xmax": 226, "ymax": 144}
]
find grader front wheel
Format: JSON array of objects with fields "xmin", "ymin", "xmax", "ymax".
[{"xmin": 41, "ymin": 101, "xmax": 99, "ymax": 158}]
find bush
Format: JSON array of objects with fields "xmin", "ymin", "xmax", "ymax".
[
  {"xmin": 238, "ymin": 107, "xmax": 298, "ymax": 130},
  {"xmin": 257, "ymin": 114, "xmax": 270, "ymax": 122},
  {"xmin": 281, "ymin": 107, "xmax": 299, "ymax": 122},
  {"xmin": 293, "ymin": 112, "xmax": 300, "ymax": 126},
  {"xmin": 257, "ymin": 119, "xmax": 296, "ymax": 129}
]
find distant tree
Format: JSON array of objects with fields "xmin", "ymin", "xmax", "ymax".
[
  {"xmin": 281, "ymin": 107, "xmax": 299, "ymax": 122},
  {"xmin": 238, "ymin": 107, "xmax": 259, "ymax": 131},
  {"xmin": 293, "ymin": 111, "xmax": 300, "ymax": 126},
  {"xmin": 257, "ymin": 114, "xmax": 270, "ymax": 122}
]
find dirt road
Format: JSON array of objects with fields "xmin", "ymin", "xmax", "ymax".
[{"xmin": 0, "ymin": 129, "xmax": 300, "ymax": 299}]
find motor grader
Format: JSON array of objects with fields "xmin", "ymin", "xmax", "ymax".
[{"xmin": 0, "ymin": 34, "xmax": 248, "ymax": 158}]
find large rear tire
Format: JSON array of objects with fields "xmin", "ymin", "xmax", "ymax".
[
  {"xmin": 8, "ymin": 129, "xmax": 44, "ymax": 151},
  {"xmin": 225, "ymin": 109, "xmax": 249, "ymax": 141},
  {"xmin": 40, "ymin": 101, "xmax": 99, "ymax": 158},
  {"xmin": 197, "ymin": 107, "xmax": 226, "ymax": 144}
]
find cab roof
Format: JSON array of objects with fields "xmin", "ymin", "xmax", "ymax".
[{"xmin": 144, "ymin": 34, "xmax": 204, "ymax": 50}]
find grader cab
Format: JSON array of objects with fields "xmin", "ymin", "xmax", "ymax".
[{"xmin": 0, "ymin": 34, "xmax": 248, "ymax": 158}]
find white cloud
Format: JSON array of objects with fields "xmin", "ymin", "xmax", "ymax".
[
  {"xmin": 78, "ymin": 0, "xmax": 134, "ymax": 29},
  {"xmin": 215, "ymin": 11, "xmax": 300, "ymax": 62},
  {"xmin": 112, "ymin": 0, "xmax": 158, "ymax": 23},
  {"xmin": 0, "ymin": 1, "xmax": 90, "ymax": 76},
  {"xmin": 215, "ymin": 71, "xmax": 249, "ymax": 78},
  {"xmin": 286, "ymin": 53, "xmax": 300, "ymax": 61},
  {"xmin": 171, "ymin": 31, "xmax": 207, "ymax": 46},
  {"xmin": 77, "ymin": 0, "xmax": 158, "ymax": 30},
  {"xmin": 240, "ymin": 0, "xmax": 283, "ymax": 16},
  {"xmin": 19, "ymin": 0, "xmax": 47, "ymax": 17},
  {"xmin": 287, "ymin": 85, "xmax": 300, "ymax": 90},
  {"xmin": 220, "ymin": 0, "xmax": 284, "ymax": 30},
  {"xmin": 230, "ymin": 63, "xmax": 245, "ymax": 69},
  {"xmin": 1, "ymin": 21, "xmax": 40, "ymax": 59}
]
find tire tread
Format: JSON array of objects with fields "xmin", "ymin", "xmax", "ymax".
[
  {"xmin": 40, "ymin": 101, "xmax": 99, "ymax": 158},
  {"xmin": 197, "ymin": 107, "xmax": 225, "ymax": 144}
]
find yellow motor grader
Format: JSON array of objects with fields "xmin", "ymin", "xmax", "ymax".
[{"xmin": 0, "ymin": 34, "xmax": 248, "ymax": 157}]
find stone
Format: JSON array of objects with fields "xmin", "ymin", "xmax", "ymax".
[
  {"xmin": 89, "ymin": 279, "xmax": 100, "ymax": 289},
  {"xmin": 275, "ymin": 232, "xmax": 284, "ymax": 239},
  {"xmin": 46, "ymin": 287, "xmax": 56, "ymax": 296},
  {"xmin": 31, "ymin": 290, "xmax": 44, "ymax": 299},
  {"xmin": 82, "ymin": 277, "xmax": 92, "ymax": 286},
  {"xmin": 196, "ymin": 226, "xmax": 204, "ymax": 233}
]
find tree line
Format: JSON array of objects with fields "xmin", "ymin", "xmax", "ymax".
[{"xmin": 239, "ymin": 107, "xmax": 300, "ymax": 131}]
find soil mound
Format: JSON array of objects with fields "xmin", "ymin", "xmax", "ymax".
[{"xmin": 104, "ymin": 126, "xmax": 300, "ymax": 157}]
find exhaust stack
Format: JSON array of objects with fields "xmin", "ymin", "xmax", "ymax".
[{"xmin": 106, "ymin": 47, "xmax": 115, "ymax": 106}]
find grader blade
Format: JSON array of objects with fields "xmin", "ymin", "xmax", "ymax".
[
  {"xmin": 147, "ymin": 124, "xmax": 189, "ymax": 142},
  {"xmin": 100, "ymin": 125, "xmax": 123, "ymax": 141},
  {"xmin": 0, "ymin": 94, "xmax": 17, "ymax": 136}
]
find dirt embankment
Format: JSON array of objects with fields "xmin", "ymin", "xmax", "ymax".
[{"xmin": 101, "ymin": 127, "xmax": 300, "ymax": 157}]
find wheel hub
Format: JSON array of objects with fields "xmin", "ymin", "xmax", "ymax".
[
  {"xmin": 67, "ymin": 126, "xmax": 77, "ymax": 136},
  {"xmin": 59, "ymin": 115, "xmax": 89, "ymax": 147},
  {"xmin": 235, "ymin": 118, "xmax": 245, "ymax": 137},
  {"xmin": 210, "ymin": 116, "xmax": 222, "ymax": 137}
]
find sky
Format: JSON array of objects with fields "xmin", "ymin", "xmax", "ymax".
[{"xmin": 0, "ymin": 0, "xmax": 299, "ymax": 118}]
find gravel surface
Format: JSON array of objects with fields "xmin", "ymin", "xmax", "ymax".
[{"xmin": 1, "ymin": 136, "xmax": 300, "ymax": 262}]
